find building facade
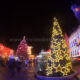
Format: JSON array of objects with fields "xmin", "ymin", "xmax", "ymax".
[
  {"xmin": 69, "ymin": 26, "xmax": 80, "ymax": 57},
  {"xmin": 69, "ymin": 4, "xmax": 80, "ymax": 57}
]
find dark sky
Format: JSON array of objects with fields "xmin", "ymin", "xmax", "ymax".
[{"xmin": 0, "ymin": 0, "xmax": 79, "ymax": 55}]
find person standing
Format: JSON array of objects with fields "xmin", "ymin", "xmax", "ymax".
[
  {"xmin": 25, "ymin": 59, "xmax": 28, "ymax": 69},
  {"xmin": 24, "ymin": 59, "xmax": 28, "ymax": 70},
  {"xmin": 7, "ymin": 57, "xmax": 16, "ymax": 77}
]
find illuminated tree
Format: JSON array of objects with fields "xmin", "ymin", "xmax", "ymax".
[
  {"xmin": 64, "ymin": 33, "xmax": 69, "ymax": 53},
  {"xmin": 46, "ymin": 17, "xmax": 72, "ymax": 77},
  {"xmin": 16, "ymin": 36, "xmax": 28, "ymax": 60}
]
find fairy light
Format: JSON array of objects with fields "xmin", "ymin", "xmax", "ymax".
[{"xmin": 46, "ymin": 17, "xmax": 72, "ymax": 77}]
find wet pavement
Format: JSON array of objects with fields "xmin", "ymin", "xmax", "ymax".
[
  {"xmin": 0, "ymin": 61, "xmax": 80, "ymax": 80},
  {"xmin": 0, "ymin": 64, "xmax": 36, "ymax": 80}
]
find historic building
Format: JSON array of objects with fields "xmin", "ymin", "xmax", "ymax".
[
  {"xmin": 69, "ymin": 26, "xmax": 80, "ymax": 57},
  {"xmin": 69, "ymin": 4, "xmax": 80, "ymax": 57}
]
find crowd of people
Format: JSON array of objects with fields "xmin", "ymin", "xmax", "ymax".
[
  {"xmin": 6, "ymin": 56, "xmax": 21, "ymax": 77},
  {"xmin": 1, "ymin": 55, "xmax": 80, "ymax": 80},
  {"xmin": 0, "ymin": 55, "xmax": 35, "ymax": 78}
]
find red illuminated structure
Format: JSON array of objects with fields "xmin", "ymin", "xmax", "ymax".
[
  {"xmin": 0, "ymin": 44, "xmax": 14, "ymax": 58},
  {"xmin": 45, "ymin": 49, "xmax": 50, "ymax": 53},
  {"xmin": 16, "ymin": 36, "xmax": 28, "ymax": 60},
  {"xmin": 64, "ymin": 33, "xmax": 70, "ymax": 53}
]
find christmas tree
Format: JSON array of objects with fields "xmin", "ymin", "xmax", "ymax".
[
  {"xmin": 16, "ymin": 36, "xmax": 28, "ymax": 60},
  {"xmin": 46, "ymin": 17, "xmax": 72, "ymax": 77}
]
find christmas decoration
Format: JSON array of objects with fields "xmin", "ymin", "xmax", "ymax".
[
  {"xmin": 64, "ymin": 33, "xmax": 70, "ymax": 53},
  {"xmin": 0, "ymin": 44, "xmax": 14, "ymax": 58},
  {"xmin": 71, "ymin": 4, "xmax": 80, "ymax": 23},
  {"xmin": 37, "ymin": 50, "xmax": 49, "ymax": 76},
  {"xmin": 46, "ymin": 17, "xmax": 72, "ymax": 77},
  {"xmin": 39, "ymin": 55, "xmax": 47, "ymax": 74},
  {"xmin": 64, "ymin": 33, "xmax": 69, "ymax": 49},
  {"xmin": 16, "ymin": 36, "xmax": 28, "ymax": 60}
]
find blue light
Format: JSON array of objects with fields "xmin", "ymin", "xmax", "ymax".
[{"xmin": 71, "ymin": 4, "xmax": 80, "ymax": 19}]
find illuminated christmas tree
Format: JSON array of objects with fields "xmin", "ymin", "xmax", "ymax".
[
  {"xmin": 46, "ymin": 17, "xmax": 72, "ymax": 77},
  {"xmin": 16, "ymin": 36, "xmax": 28, "ymax": 60}
]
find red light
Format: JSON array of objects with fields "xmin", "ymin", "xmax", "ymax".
[
  {"xmin": 45, "ymin": 49, "xmax": 50, "ymax": 52},
  {"xmin": 0, "ymin": 44, "xmax": 14, "ymax": 57},
  {"xmin": 77, "ymin": 58, "xmax": 80, "ymax": 60}
]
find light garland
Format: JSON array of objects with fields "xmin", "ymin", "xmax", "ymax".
[{"xmin": 46, "ymin": 17, "xmax": 72, "ymax": 77}]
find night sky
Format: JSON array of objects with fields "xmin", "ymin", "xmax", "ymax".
[{"xmin": 0, "ymin": 0, "xmax": 79, "ymax": 55}]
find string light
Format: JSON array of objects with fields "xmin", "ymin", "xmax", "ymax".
[{"xmin": 46, "ymin": 17, "xmax": 72, "ymax": 77}]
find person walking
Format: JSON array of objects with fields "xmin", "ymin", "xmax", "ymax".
[{"xmin": 24, "ymin": 59, "xmax": 28, "ymax": 70}]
